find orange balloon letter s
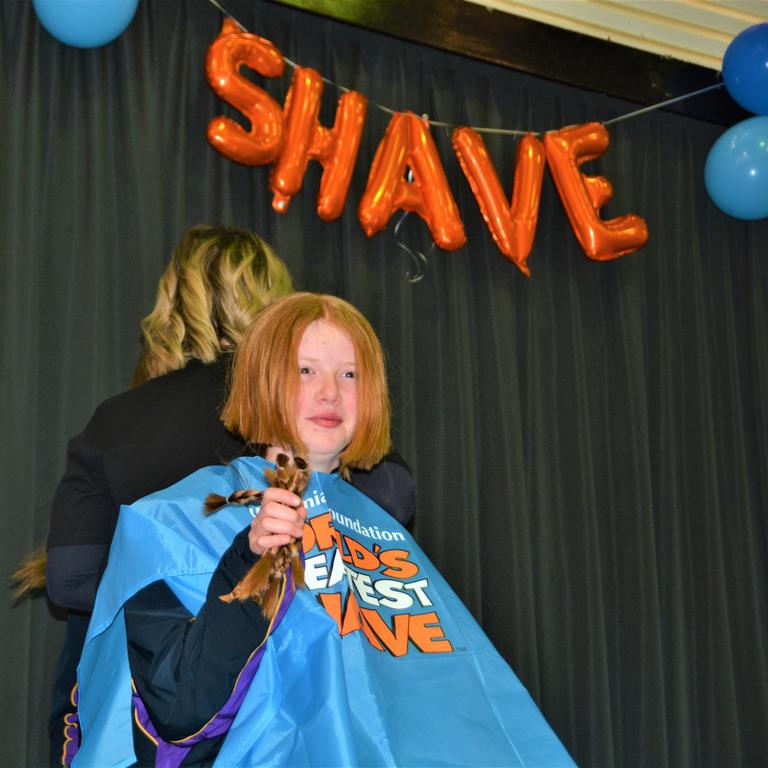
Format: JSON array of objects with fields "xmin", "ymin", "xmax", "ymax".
[
  {"xmin": 206, "ymin": 18, "xmax": 286, "ymax": 166},
  {"xmin": 544, "ymin": 122, "xmax": 648, "ymax": 260}
]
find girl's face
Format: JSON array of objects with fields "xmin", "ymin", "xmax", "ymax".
[{"xmin": 294, "ymin": 319, "xmax": 358, "ymax": 473}]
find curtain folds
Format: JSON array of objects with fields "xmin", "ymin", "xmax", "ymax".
[{"xmin": 2, "ymin": 1, "xmax": 767, "ymax": 765}]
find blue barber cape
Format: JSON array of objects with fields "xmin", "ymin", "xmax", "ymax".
[{"xmin": 74, "ymin": 456, "xmax": 575, "ymax": 767}]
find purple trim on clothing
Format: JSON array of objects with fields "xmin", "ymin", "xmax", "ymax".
[
  {"xmin": 133, "ymin": 567, "xmax": 298, "ymax": 768},
  {"xmin": 62, "ymin": 686, "xmax": 80, "ymax": 767}
]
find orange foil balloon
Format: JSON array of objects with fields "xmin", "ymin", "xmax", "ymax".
[
  {"xmin": 270, "ymin": 66, "xmax": 367, "ymax": 220},
  {"xmin": 544, "ymin": 122, "xmax": 648, "ymax": 260},
  {"xmin": 206, "ymin": 18, "xmax": 285, "ymax": 166},
  {"xmin": 359, "ymin": 112, "xmax": 466, "ymax": 251},
  {"xmin": 452, "ymin": 127, "xmax": 544, "ymax": 277}
]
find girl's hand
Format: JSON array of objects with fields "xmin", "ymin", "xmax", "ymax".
[{"xmin": 248, "ymin": 486, "xmax": 306, "ymax": 556}]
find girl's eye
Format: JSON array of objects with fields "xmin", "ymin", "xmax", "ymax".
[
  {"xmin": 342, "ymin": 370, "xmax": 356, "ymax": 379},
  {"xmin": 299, "ymin": 367, "xmax": 312, "ymax": 375}
]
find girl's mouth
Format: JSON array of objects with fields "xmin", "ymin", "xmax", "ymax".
[{"xmin": 310, "ymin": 415, "xmax": 342, "ymax": 428}]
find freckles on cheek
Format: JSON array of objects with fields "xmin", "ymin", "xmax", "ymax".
[{"xmin": 296, "ymin": 382, "xmax": 308, "ymax": 411}]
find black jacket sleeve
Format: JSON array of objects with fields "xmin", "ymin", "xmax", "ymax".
[
  {"xmin": 46, "ymin": 543, "xmax": 109, "ymax": 611},
  {"xmin": 46, "ymin": 421, "xmax": 117, "ymax": 611},
  {"xmin": 47, "ymin": 428, "xmax": 120, "ymax": 550},
  {"xmin": 124, "ymin": 527, "xmax": 271, "ymax": 742}
]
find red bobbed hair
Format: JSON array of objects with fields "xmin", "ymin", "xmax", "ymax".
[{"xmin": 222, "ymin": 293, "xmax": 391, "ymax": 474}]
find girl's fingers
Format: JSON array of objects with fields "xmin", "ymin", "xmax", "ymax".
[
  {"xmin": 258, "ymin": 503, "xmax": 305, "ymax": 526},
  {"xmin": 248, "ymin": 499, "xmax": 306, "ymax": 554},
  {"xmin": 254, "ymin": 514, "xmax": 303, "ymax": 536},
  {"xmin": 261, "ymin": 487, "xmax": 303, "ymax": 508}
]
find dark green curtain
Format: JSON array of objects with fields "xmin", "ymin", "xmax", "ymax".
[{"xmin": 2, "ymin": 1, "xmax": 767, "ymax": 765}]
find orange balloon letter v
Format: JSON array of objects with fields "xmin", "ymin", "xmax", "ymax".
[{"xmin": 453, "ymin": 127, "xmax": 545, "ymax": 276}]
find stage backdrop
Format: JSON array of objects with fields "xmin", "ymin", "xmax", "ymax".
[{"xmin": 2, "ymin": 1, "xmax": 767, "ymax": 766}]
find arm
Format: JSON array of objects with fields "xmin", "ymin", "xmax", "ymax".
[
  {"xmin": 46, "ymin": 543, "xmax": 108, "ymax": 611},
  {"xmin": 125, "ymin": 528, "xmax": 269, "ymax": 741},
  {"xmin": 125, "ymin": 486, "xmax": 306, "ymax": 742},
  {"xmin": 46, "ymin": 429, "xmax": 119, "ymax": 610}
]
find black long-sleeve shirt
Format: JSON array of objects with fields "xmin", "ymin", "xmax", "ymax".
[{"xmin": 125, "ymin": 527, "xmax": 266, "ymax": 766}]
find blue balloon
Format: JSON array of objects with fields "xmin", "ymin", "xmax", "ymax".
[
  {"xmin": 33, "ymin": 0, "xmax": 138, "ymax": 49},
  {"xmin": 705, "ymin": 116, "xmax": 768, "ymax": 220},
  {"xmin": 723, "ymin": 22, "xmax": 768, "ymax": 115}
]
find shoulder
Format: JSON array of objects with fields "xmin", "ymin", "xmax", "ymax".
[
  {"xmin": 80, "ymin": 358, "xmax": 231, "ymax": 445},
  {"xmin": 349, "ymin": 454, "xmax": 416, "ymax": 526},
  {"xmin": 94, "ymin": 359, "xmax": 227, "ymax": 418},
  {"xmin": 56, "ymin": 357, "xmax": 245, "ymax": 510}
]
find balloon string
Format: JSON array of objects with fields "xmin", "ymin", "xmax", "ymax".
[
  {"xmin": 207, "ymin": 0, "xmax": 247, "ymax": 30},
  {"xmin": 394, "ymin": 165, "xmax": 434, "ymax": 283},
  {"xmin": 429, "ymin": 121, "xmax": 531, "ymax": 136},
  {"xmin": 602, "ymin": 83, "xmax": 724, "ymax": 125},
  {"xmin": 205, "ymin": 0, "xmax": 726, "ymax": 133},
  {"xmin": 394, "ymin": 213, "xmax": 432, "ymax": 283}
]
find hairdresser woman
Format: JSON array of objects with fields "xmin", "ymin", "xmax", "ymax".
[{"xmin": 72, "ymin": 294, "xmax": 575, "ymax": 768}]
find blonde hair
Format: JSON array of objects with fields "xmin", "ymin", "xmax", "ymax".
[
  {"xmin": 132, "ymin": 226, "xmax": 293, "ymax": 386},
  {"xmin": 222, "ymin": 293, "xmax": 391, "ymax": 474}
]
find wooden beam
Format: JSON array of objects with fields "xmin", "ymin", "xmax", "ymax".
[{"xmin": 265, "ymin": 0, "xmax": 747, "ymax": 126}]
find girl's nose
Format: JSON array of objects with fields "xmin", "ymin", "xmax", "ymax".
[{"xmin": 316, "ymin": 372, "xmax": 340, "ymax": 402}]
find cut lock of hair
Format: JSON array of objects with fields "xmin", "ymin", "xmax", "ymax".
[
  {"xmin": 221, "ymin": 292, "xmax": 391, "ymax": 477},
  {"xmin": 210, "ymin": 454, "xmax": 310, "ymax": 619}
]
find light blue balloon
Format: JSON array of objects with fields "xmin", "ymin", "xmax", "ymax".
[
  {"xmin": 705, "ymin": 116, "xmax": 768, "ymax": 220},
  {"xmin": 723, "ymin": 23, "xmax": 768, "ymax": 116},
  {"xmin": 33, "ymin": 0, "xmax": 138, "ymax": 49}
]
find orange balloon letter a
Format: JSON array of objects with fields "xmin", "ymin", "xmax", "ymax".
[{"xmin": 358, "ymin": 112, "xmax": 466, "ymax": 251}]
